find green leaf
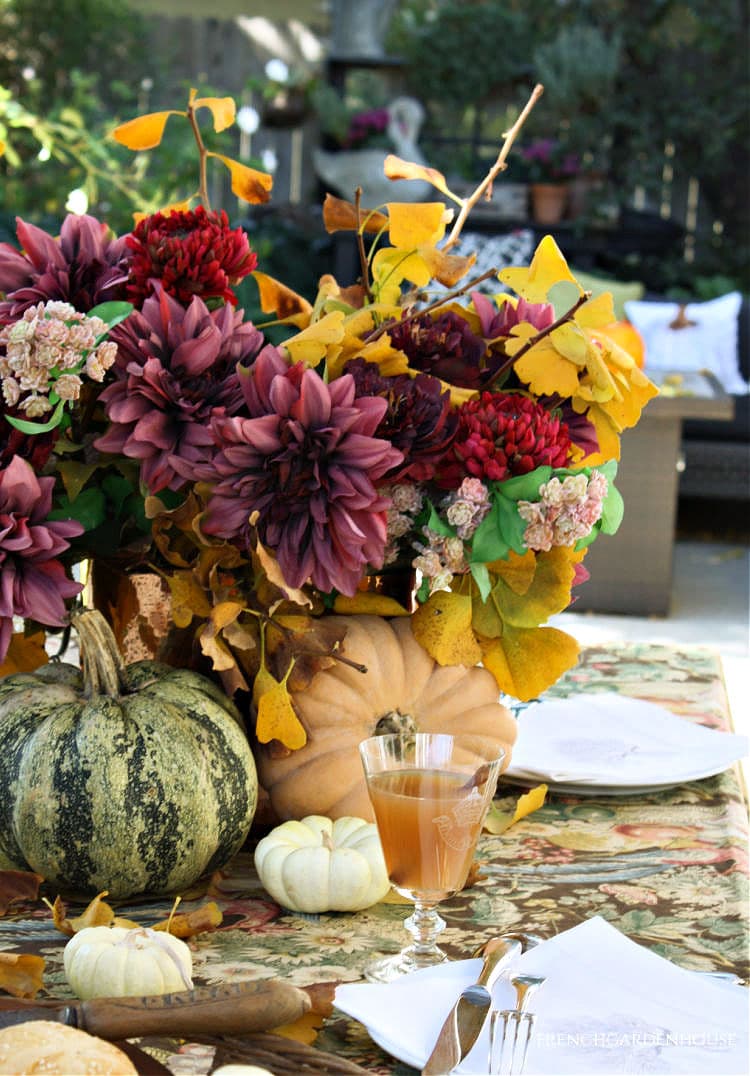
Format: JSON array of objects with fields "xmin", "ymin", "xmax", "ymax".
[
  {"xmin": 470, "ymin": 500, "xmax": 510, "ymax": 563},
  {"xmin": 496, "ymin": 466, "xmax": 553, "ymax": 501},
  {"xmin": 470, "ymin": 561, "xmax": 491, "ymax": 602},
  {"xmin": 600, "ymin": 482, "xmax": 624, "ymax": 534},
  {"xmin": 48, "ymin": 487, "xmax": 106, "ymax": 531},
  {"xmin": 101, "ymin": 472, "xmax": 136, "ymax": 516},
  {"xmin": 496, "ymin": 494, "xmax": 528, "ymax": 553},
  {"xmin": 87, "ymin": 300, "xmax": 134, "ymax": 339},
  {"xmin": 425, "ymin": 501, "xmax": 455, "ymax": 538},
  {"xmin": 5, "ymin": 399, "xmax": 65, "ymax": 434}
]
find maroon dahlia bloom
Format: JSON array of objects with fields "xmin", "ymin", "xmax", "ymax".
[
  {"xmin": 201, "ymin": 349, "xmax": 404, "ymax": 596},
  {"xmin": 387, "ymin": 309, "xmax": 487, "ymax": 389},
  {"xmin": 441, "ymin": 392, "xmax": 571, "ymax": 487},
  {"xmin": 94, "ymin": 288, "xmax": 266, "ymax": 493},
  {"xmin": 0, "ymin": 456, "xmax": 83, "ymax": 662},
  {"xmin": 126, "ymin": 206, "xmax": 257, "ymax": 309},
  {"xmin": 0, "ymin": 214, "xmax": 130, "ymax": 324},
  {"xmin": 344, "ymin": 358, "xmax": 458, "ymax": 481}
]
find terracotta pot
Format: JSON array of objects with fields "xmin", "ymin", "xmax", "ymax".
[
  {"xmin": 530, "ymin": 183, "xmax": 568, "ymax": 225},
  {"xmin": 87, "ymin": 563, "xmax": 172, "ymax": 663}
]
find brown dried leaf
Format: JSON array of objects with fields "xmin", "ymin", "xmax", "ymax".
[
  {"xmin": 253, "ymin": 271, "xmax": 313, "ymax": 326},
  {"xmin": 0, "ymin": 953, "xmax": 45, "ymax": 999},
  {"xmin": 301, "ymin": 982, "xmax": 338, "ymax": 1018},
  {"xmin": 272, "ymin": 1009, "xmax": 325, "ymax": 1045},
  {"xmin": 48, "ymin": 890, "xmax": 116, "ymax": 936},
  {"xmin": 322, "ymin": 193, "xmax": 389, "ymax": 234},
  {"xmin": 0, "ymin": 632, "xmax": 48, "ymax": 676},
  {"xmin": 167, "ymin": 571, "xmax": 212, "ymax": 628},
  {"xmin": 255, "ymin": 539, "xmax": 312, "ymax": 609},
  {"xmin": 0, "ymin": 871, "xmax": 43, "ymax": 916},
  {"xmin": 463, "ymin": 860, "xmax": 489, "ymax": 888},
  {"xmin": 152, "ymin": 901, "xmax": 223, "ymax": 937}
]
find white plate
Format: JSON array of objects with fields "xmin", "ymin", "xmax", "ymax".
[{"xmin": 500, "ymin": 761, "xmax": 738, "ymax": 797}]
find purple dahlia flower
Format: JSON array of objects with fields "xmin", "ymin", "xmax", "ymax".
[
  {"xmin": 386, "ymin": 309, "xmax": 487, "ymax": 390},
  {"xmin": 94, "ymin": 288, "xmax": 267, "ymax": 494},
  {"xmin": 0, "ymin": 214, "xmax": 130, "ymax": 323},
  {"xmin": 201, "ymin": 348, "xmax": 404, "ymax": 596},
  {"xmin": 0, "ymin": 456, "xmax": 83, "ymax": 662}
]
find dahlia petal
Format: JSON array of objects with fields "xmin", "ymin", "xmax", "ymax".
[
  {"xmin": 0, "ymin": 244, "xmax": 36, "ymax": 294},
  {"xmin": 12, "ymin": 562, "xmax": 78, "ymax": 624},
  {"xmin": 171, "ymin": 322, "xmax": 222, "ymax": 376},
  {"xmin": 14, "ymin": 218, "xmax": 68, "ymax": 272},
  {"xmin": 0, "ymin": 456, "xmax": 43, "ymax": 515},
  {"xmin": 133, "ymin": 409, "xmax": 175, "ymax": 449},
  {"xmin": 0, "ymin": 617, "xmax": 12, "ymax": 663},
  {"xmin": 295, "ymin": 369, "xmax": 333, "ymax": 427}
]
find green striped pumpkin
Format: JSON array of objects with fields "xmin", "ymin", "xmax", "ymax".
[{"xmin": 0, "ymin": 611, "xmax": 257, "ymax": 899}]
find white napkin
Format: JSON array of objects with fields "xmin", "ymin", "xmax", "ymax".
[
  {"xmin": 503, "ymin": 694, "xmax": 748, "ymax": 786},
  {"xmin": 335, "ymin": 917, "xmax": 749, "ymax": 1075}
]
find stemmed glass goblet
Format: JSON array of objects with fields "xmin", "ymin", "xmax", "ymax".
[{"xmin": 359, "ymin": 731, "xmax": 505, "ymax": 983}]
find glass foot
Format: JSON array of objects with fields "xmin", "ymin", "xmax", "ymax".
[{"xmin": 364, "ymin": 943, "xmax": 449, "ymax": 983}]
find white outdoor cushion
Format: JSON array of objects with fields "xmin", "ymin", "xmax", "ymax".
[{"xmin": 624, "ymin": 291, "xmax": 747, "ymax": 394}]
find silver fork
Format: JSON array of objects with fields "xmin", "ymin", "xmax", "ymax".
[{"xmin": 489, "ymin": 974, "xmax": 546, "ymax": 1075}]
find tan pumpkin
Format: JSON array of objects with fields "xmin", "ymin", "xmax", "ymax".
[{"xmin": 255, "ymin": 615, "xmax": 516, "ymax": 821}]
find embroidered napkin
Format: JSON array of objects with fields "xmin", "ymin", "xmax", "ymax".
[{"xmin": 335, "ymin": 917, "xmax": 749, "ymax": 1074}]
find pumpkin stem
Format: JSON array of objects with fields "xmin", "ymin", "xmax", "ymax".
[
  {"xmin": 72, "ymin": 610, "xmax": 127, "ymax": 698},
  {"xmin": 374, "ymin": 710, "xmax": 418, "ymax": 736}
]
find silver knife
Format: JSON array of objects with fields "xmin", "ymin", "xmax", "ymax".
[{"xmin": 422, "ymin": 937, "xmax": 521, "ymax": 1075}]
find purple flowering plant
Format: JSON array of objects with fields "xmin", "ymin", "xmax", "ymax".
[
  {"xmin": 518, "ymin": 138, "xmax": 582, "ymax": 184},
  {"xmin": 0, "ymin": 86, "xmax": 657, "ymax": 740}
]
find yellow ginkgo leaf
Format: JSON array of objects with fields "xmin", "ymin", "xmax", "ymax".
[
  {"xmin": 333, "ymin": 593, "xmax": 411, "ymax": 616},
  {"xmin": 255, "ymin": 669, "xmax": 307, "ymax": 750},
  {"xmin": 371, "ymin": 247, "xmax": 433, "ymax": 305},
  {"xmin": 483, "ymin": 784, "xmax": 548, "ymax": 834},
  {"xmin": 421, "ymin": 246, "xmax": 477, "ymax": 288},
  {"xmin": 253, "ymin": 271, "xmax": 313, "ymax": 327},
  {"xmin": 384, "ymin": 155, "xmax": 453, "ymax": 198},
  {"xmin": 499, "ymin": 234, "xmax": 579, "ymax": 304},
  {"xmin": 411, "ymin": 591, "xmax": 483, "ymax": 667},
  {"xmin": 576, "ymin": 290, "xmax": 616, "ymax": 329},
  {"xmin": 283, "ymin": 310, "xmax": 346, "ymax": 367},
  {"xmin": 209, "ymin": 153, "xmax": 273, "ymax": 204},
  {"xmin": 112, "ymin": 110, "xmax": 184, "ymax": 150},
  {"xmin": 513, "ymin": 338, "xmax": 580, "ymax": 398},
  {"xmin": 387, "ymin": 201, "xmax": 448, "ymax": 248},
  {"xmin": 191, "ymin": 94, "xmax": 235, "ymax": 132},
  {"xmin": 481, "ymin": 625, "xmax": 580, "ymax": 702},
  {"xmin": 166, "ymin": 572, "xmax": 212, "ymax": 628}
]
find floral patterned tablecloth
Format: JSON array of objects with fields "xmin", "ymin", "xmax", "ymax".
[{"xmin": 1, "ymin": 642, "xmax": 747, "ymax": 1074}]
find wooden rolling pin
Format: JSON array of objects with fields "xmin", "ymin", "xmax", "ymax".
[{"xmin": 0, "ymin": 980, "xmax": 311, "ymax": 1039}]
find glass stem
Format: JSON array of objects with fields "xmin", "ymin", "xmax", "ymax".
[{"xmin": 404, "ymin": 899, "xmax": 446, "ymax": 965}]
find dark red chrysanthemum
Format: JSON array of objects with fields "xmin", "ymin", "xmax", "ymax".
[
  {"xmin": 344, "ymin": 358, "xmax": 457, "ymax": 481},
  {"xmin": 94, "ymin": 288, "xmax": 266, "ymax": 493},
  {"xmin": 0, "ymin": 418, "xmax": 56, "ymax": 471},
  {"xmin": 440, "ymin": 392, "xmax": 571, "ymax": 487},
  {"xmin": 0, "ymin": 214, "xmax": 130, "ymax": 324},
  {"xmin": 126, "ymin": 206, "xmax": 257, "ymax": 309},
  {"xmin": 200, "ymin": 348, "xmax": 403, "ymax": 596},
  {"xmin": 386, "ymin": 309, "xmax": 487, "ymax": 389},
  {"xmin": 0, "ymin": 456, "xmax": 83, "ymax": 662}
]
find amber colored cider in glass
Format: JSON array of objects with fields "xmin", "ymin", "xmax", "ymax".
[{"xmin": 367, "ymin": 767, "xmax": 489, "ymax": 898}]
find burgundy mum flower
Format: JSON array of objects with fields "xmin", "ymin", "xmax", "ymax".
[
  {"xmin": 386, "ymin": 309, "xmax": 487, "ymax": 389},
  {"xmin": 0, "ymin": 455, "xmax": 83, "ymax": 662},
  {"xmin": 126, "ymin": 207, "xmax": 257, "ymax": 309},
  {"xmin": 201, "ymin": 349, "xmax": 403, "ymax": 596},
  {"xmin": 344, "ymin": 358, "xmax": 457, "ymax": 481},
  {"xmin": 94, "ymin": 288, "xmax": 266, "ymax": 493},
  {"xmin": 440, "ymin": 392, "xmax": 571, "ymax": 487},
  {"xmin": 0, "ymin": 214, "xmax": 130, "ymax": 324}
]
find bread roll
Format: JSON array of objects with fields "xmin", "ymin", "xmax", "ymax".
[{"xmin": 0, "ymin": 1019, "xmax": 137, "ymax": 1075}]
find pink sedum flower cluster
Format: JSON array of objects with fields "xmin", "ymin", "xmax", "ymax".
[
  {"xmin": 517, "ymin": 471, "xmax": 608, "ymax": 552},
  {"xmin": 413, "ymin": 529, "xmax": 468, "ymax": 595},
  {"xmin": 442, "ymin": 477, "xmax": 491, "ymax": 539},
  {"xmin": 0, "ymin": 301, "xmax": 116, "ymax": 417}
]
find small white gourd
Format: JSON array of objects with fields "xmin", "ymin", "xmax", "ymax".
[
  {"xmin": 64, "ymin": 925, "xmax": 193, "ymax": 1000},
  {"xmin": 254, "ymin": 814, "xmax": 390, "ymax": 913}
]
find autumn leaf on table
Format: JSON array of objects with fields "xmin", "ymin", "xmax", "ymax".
[
  {"xmin": 0, "ymin": 953, "xmax": 45, "ymax": 999},
  {"xmin": 0, "ymin": 870, "xmax": 43, "ymax": 916},
  {"xmin": 151, "ymin": 901, "xmax": 222, "ymax": 937},
  {"xmin": 484, "ymin": 783, "xmax": 548, "ymax": 835}
]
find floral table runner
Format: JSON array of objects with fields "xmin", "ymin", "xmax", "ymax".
[{"xmin": 1, "ymin": 642, "xmax": 747, "ymax": 1074}]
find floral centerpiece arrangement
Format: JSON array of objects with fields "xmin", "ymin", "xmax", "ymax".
[{"xmin": 0, "ymin": 85, "xmax": 657, "ymax": 760}]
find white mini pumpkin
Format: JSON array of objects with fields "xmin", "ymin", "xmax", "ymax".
[
  {"xmin": 64, "ymin": 925, "xmax": 193, "ymax": 1000},
  {"xmin": 254, "ymin": 815, "xmax": 390, "ymax": 913}
]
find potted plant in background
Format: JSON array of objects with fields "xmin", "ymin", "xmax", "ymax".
[{"xmin": 517, "ymin": 137, "xmax": 581, "ymax": 224}]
